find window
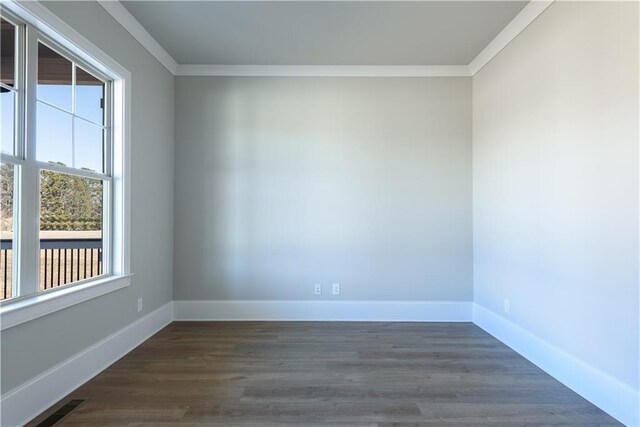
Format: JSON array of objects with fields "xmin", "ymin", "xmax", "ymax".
[{"xmin": 0, "ymin": 5, "xmax": 129, "ymax": 313}]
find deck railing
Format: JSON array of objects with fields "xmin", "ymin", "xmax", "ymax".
[{"xmin": 0, "ymin": 238, "xmax": 103, "ymax": 300}]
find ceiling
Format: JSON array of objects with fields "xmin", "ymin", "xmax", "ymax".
[{"xmin": 121, "ymin": 1, "xmax": 528, "ymax": 66}]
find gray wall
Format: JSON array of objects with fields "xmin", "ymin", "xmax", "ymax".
[
  {"xmin": 174, "ymin": 77, "xmax": 472, "ymax": 301},
  {"xmin": 473, "ymin": 1, "xmax": 639, "ymax": 389},
  {"xmin": 0, "ymin": 1, "xmax": 174, "ymax": 393}
]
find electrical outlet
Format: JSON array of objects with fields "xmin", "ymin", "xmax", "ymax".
[
  {"xmin": 504, "ymin": 298, "xmax": 510, "ymax": 314},
  {"xmin": 332, "ymin": 283, "xmax": 340, "ymax": 295},
  {"xmin": 137, "ymin": 298, "xmax": 143, "ymax": 313},
  {"xmin": 314, "ymin": 283, "xmax": 322, "ymax": 295}
]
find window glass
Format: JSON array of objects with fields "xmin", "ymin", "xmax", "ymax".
[
  {"xmin": 76, "ymin": 66, "xmax": 104, "ymax": 125},
  {"xmin": 1, "ymin": 89, "xmax": 15, "ymax": 155},
  {"xmin": 38, "ymin": 42, "xmax": 72, "ymax": 112},
  {"xmin": 36, "ymin": 102, "xmax": 73, "ymax": 167},
  {"xmin": 39, "ymin": 170, "xmax": 104, "ymax": 290},
  {"xmin": 74, "ymin": 118, "xmax": 104, "ymax": 173},
  {"xmin": 0, "ymin": 18, "xmax": 16, "ymax": 88},
  {"xmin": 1, "ymin": 18, "xmax": 17, "ymax": 156},
  {"xmin": 1, "ymin": 162, "xmax": 15, "ymax": 300}
]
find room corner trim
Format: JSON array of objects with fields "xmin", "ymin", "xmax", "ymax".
[
  {"xmin": 472, "ymin": 303, "xmax": 639, "ymax": 427},
  {"xmin": 468, "ymin": 0, "xmax": 554, "ymax": 75},
  {"xmin": 173, "ymin": 300, "xmax": 472, "ymax": 322},
  {"xmin": 96, "ymin": 0, "xmax": 178, "ymax": 74},
  {"xmin": 0, "ymin": 302, "xmax": 174, "ymax": 427}
]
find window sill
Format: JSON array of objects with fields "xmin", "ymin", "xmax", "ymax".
[{"xmin": 0, "ymin": 274, "xmax": 132, "ymax": 331}]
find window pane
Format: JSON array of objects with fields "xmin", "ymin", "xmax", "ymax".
[
  {"xmin": 38, "ymin": 42, "xmax": 72, "ymax": 112},
  {"xmin": 36, "ymin": 101, "xmax": 72, "ymax": 167},
  {"xmin": 1, "ymin": 18, "xmax": 16, "ymax": 88},
  {"xmin": 40, "ymin": 170, "xmax": 104, "ymax": 291},
  {"xmin": 1, "ymin": 89, "xmax": 14, "ymax": 155},
  {"xmin": 1, "ymin": 162, "xmax": 15, "ymax": 300},
  {"xmin": 76, "ymin": 66, "xmax": 104, "ymax": 125},
  {"xmin": 74, "ymin": 118, "xmax": 103, "ymax": 173}
]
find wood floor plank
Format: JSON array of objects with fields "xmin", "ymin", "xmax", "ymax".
[{"xmin": 27, "ymin": 322, "xmax": 621, "ymax": 426}]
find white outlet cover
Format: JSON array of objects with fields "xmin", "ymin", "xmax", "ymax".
[
  {"xmin": 314, "ymin": 284, "xmax": 322, "ymax": 295},
  {"xmin": 332, "ymin": 283, "xmax": 340, "ymax": 295}
]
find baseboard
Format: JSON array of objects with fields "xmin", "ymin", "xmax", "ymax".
[
  {"xmin": 173, "ymin": 300, "xmax": 472, "ymax": 322},
  {"xmin": 472, "ymin": 303, "xmax": 640, "ymax": 427},
  {"xmin": 0, "ymin": 301, "xmax": 174, "ymax": 427}
]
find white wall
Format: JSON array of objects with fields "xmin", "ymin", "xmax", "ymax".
[
  {"xmin": 473, "ymin": 0, "xmax": 639, "ymax": 395},
  {"xmin": 174, "ymin": 77, "xmax": 472, "ymax": 301},
  {"xmin": 0, "ymin": 1, "xmax": 174, "ymax": 394}
]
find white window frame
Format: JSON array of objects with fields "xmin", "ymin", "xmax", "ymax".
[{"xmin": 0, "ymin": 0, "xmax": 131, "ymax": 331}]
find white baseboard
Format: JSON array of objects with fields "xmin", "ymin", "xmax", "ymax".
[
  {"xmin": 472, "ymin": 303, "xmax": 640, "ymax": 427},
  {"xmin": 0, "ymin": 302, "xmax": 174, "ymax": 427},
  {"xmin": 173, "ymin": 300, "xmax": 472, "ymax": 322}
]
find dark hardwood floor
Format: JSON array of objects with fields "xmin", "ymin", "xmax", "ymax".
[{"xmin": 29, "ymin": 322, "xmax": 621, "ymax": 426}]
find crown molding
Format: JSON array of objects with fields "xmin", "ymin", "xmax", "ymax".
[
  {"xmin": 175, "ymin": 64, "xmax": 471, "ymax": 77},
  {"xmin": 468, "ymin": 0, "xmax": 554, "ymax": 75},
  {"xmin": 95, "ymin": 0, "xmax": 553, "ymax": 78},
  {"xmin": 97, "ymin": 0, "xmax": 178, "ymax": 74}
]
